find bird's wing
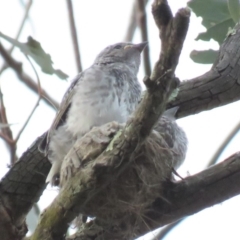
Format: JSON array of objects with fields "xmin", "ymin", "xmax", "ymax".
[{"xmin": 38, "ymin": 73, "xmax": 83, "ymax": 153}]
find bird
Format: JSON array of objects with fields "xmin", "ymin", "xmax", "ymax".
[
  {"xmin": 39, "ymin": 42, "xmax": 147, "ymax": 186},
  {"xmin": 60, "ymin": 107, "xmax": 188, "ymax": 187}
]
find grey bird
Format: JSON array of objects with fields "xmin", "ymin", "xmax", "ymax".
[
  {"xmin": 60, "ymin": 107, "xmax": 188, "ymax": 187},
  {"xmin": 39, "ymin": 42, "xmax": 147, "ymax": 186}
]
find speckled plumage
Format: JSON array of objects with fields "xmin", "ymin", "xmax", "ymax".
[
  {"xmin": 39, "ymin": 42, "xmax": 147, "ymax": 185},
  {"xmin": 60, "ymin": 107, "xmax": 188, "ymax": 187}
]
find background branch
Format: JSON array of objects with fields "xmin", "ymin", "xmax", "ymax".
[
  {"xmin": 169, "ymin": 24, "xmax": 240, "ymax": 118},
  {"xmin": 137, "ymin": 0, "xmax": 151, "ymax": 76},
  {"xmin": 66, "ymin": 0, "xmax": 82, "ymax": 73},
  {"xmin": 124, "ymin": 0, "xmax": 149, "ymax": 42}
]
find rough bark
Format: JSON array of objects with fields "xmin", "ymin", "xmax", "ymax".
[
  {"xmin": 65, "ymin": 152, "xmax": 240, "ymax": 240},
  {"xmin": 169, "ymin": 26, "xmax": 240, "ymax": 118},
  {"xmin": 0, "ymin": 135, "xmax": 50, "ymax": 239}
]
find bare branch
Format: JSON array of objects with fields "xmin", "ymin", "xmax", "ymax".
[
  {"xmin": 66, "ymin": 0, "xmax": 82, "ymax": 73},
  {"xmin": 0, "ymin": 134, "xmax": 50, "ymax": 240}
]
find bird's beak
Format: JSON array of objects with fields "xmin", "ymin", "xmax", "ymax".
[{"xmin": 133, "ymin": 41, "xmax": 148, "ymax": 52}]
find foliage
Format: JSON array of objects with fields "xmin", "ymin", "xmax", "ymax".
[
  {"xmin": 0, "ymin": 32, "xmax": 68, "ymax": 79},
  {"xmin": 188, "ymin": 0, "xmax": 240, "ymax": 64}
]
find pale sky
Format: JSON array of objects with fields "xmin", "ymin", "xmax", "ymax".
[{"xmin": 0, "ymin": 0, "xmax": 240, "ymax": 239}]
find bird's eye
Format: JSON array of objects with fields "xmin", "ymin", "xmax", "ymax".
[{"xmin": 114, "ymin": 45, "xmax": 122, "ymax": 49}]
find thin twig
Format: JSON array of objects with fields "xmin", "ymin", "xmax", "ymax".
[
  {"xmin": 14, "ymin": 55, "xmax": 42, "ymax": 143},
  {"xmin": 0, "ymin": 42, "xmax": 59, "ymax": 110},
  {"xmin": 66, "ymin": 0, "xmax": 82, "ymax": 73},
  {"xmin": 11, "ymin": 0, "xmax": 33, "ymax": 53},
  {"xmin": 137, "ymin": 0, "xmax": 151, "ymax": 76},
  {"xmin": 124, "ymin": 1, "xmax": 138, "ymax": 42}
]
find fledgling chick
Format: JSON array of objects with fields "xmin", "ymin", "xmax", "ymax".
[{"xmin": 39, "ymin": 42, "xmax": 147, "ymax": 185}]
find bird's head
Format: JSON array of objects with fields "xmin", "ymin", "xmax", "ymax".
[{"xmin": 94, "ymin": 42, "xmax": 147, "ymax": 72}]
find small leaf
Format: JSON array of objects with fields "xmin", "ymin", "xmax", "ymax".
[
  {"xmin": 196, "ymin": 19, "xmax": 234, "ymax": 43},
  {"xmin": 190, "ymin": 49, "xmax": 219, "ymax": 64},
  {"xmin": 0, "ymin": 32, "xmax": 68, "ymax": 80},
  {"xmin": 228, "ymin": 0, "xmax": 240, "ymax": 23}
]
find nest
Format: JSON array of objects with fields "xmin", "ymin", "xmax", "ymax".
[{"xmin": 60, "ymin": 120, "xmax": 186, "ymax": 236}]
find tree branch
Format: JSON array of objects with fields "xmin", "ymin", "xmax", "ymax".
[
  {"xmin": 137, "ymin": 0, "xmax": 151, "ymax": 76},
  {"xmin": 65, "ymin": 152, "xmax": 240, "ymax": 240},
  {"xmin": 169, "ymin": 24, "xmax": 240, "ymax": 118},
  {"xmin": 0, "ymin": 134, "xmax": 50, "ymax": 240}
]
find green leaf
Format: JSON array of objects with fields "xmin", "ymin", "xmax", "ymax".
[
  {"xmin": 190, "ymin": 49, "xmax": 219, "ymax": 64},
  {"xmin": 188, "ymin": 0, "xmax": 235, "ymax": 43},
  {"xmin": 196, "ymin": 19, "xmax": 234, "ymax": 43},
  {"xmin": 0, "ymin": 32, "xmax": 68, "ymax": 79},
  {"xmin": 228, "ymin": 0, "xmax": 240, "ymax": 23}
]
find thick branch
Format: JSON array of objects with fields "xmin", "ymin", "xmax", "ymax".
[
  {"xmin": 65, "ymin": 152, "xmax": 240, "ymax": 240},
  {"xmin": 169, "ymin": 24, "xmax": 240, "ymax": 118},
  {"xmin": 0, "ymin": 135, "xmax": 50, "ymax": 239}
]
